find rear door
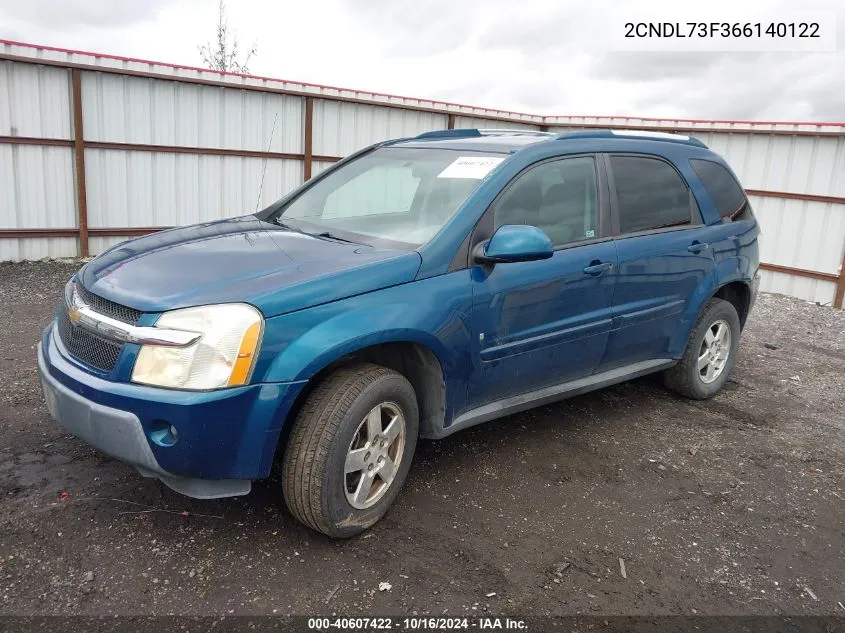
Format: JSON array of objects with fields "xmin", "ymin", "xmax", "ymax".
[
  {"xmin": 602, "ymin": 153, "xmax": 716, "ymax": 369},
  {"xmin": 468, "ymin": 155, "xmax": 617, "ymax": 407}
]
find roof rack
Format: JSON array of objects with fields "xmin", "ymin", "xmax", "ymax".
[
  {"xmin": 414, "ymin": 128, "xmax": 555, "ymax": 140},
  {"xmin": 555, "ymin": 129, "xmax": 707, "ymax": 148},
  {"xmin": 476, "ymin": 129, "xmax": 556, "ymax": 137}
]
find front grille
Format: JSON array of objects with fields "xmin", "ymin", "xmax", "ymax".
[
  {"xmin": 57, "ymin": 307, "xmax": 124, "ymax": 372},
  {"xmin": 56, "ymin": 282, "xmax": 146, "ymax": 373},
  {"xmin": 56, "ymin": 284, "xmax": 142, "ymax": 372},
  {"xmin": 76, "ymin": 284, "xmax": 142, "ymax": 325}
]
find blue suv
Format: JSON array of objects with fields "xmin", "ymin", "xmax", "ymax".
[{"xmin": 39, "ymin": 128, "xmax": 760, "ymax": 536}]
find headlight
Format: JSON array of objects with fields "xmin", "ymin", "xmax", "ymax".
[{"xmin": 131, "ymin": 303, "xmax": 263, "ymax": 390}]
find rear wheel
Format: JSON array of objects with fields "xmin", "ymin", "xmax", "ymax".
[
  {"xmin": 282, "ymin": 363, "xmax": 418, "ymax": 537},
  {"xmin": 664, "ymin": 298, "xmax": 741, "ymax": 400}
]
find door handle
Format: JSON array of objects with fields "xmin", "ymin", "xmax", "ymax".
[
  {"xmin": 583, "ymin": 261, "xmax": 612, "ymax": 276},
  {"xmin": 688, "ymin": 241, "xmax": 709, "ymax": 253}
]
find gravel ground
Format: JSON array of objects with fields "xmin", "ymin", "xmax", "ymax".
[{"xmin": 0, "ymin": 260, "xmax": 843, "ymax": 617}]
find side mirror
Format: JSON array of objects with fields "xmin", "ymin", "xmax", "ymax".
[{"xmin": 473, "ymin": 225, "xmax": 554, "ymax": 264}]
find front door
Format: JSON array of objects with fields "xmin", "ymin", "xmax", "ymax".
[{"xmin": 468, "ymin": 156, "xmax": 617, "ymax": 408}]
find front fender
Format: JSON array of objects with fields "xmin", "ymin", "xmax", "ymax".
[
  {"xmin": 275, "ymin": 306, "xmax": 455, "ymax": 382},
  {"xmin": 253, "ymin": 270, "xmax": 474, "ymax": 391}
]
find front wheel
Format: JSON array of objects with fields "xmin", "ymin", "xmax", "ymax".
[
  {"xmin": 281, "ymin": 363, "xmax": 419, "ymax": 538},
  {"xmin": 664, "ymin": 298, "xmax": 741, "ymax": 400}
]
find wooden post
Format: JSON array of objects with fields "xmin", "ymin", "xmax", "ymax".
[
  {"xmin": 71, "ymin": 69, "xmax": 89, "ymax": 258},
  {"xmin": 303, "ymin": 96, "xmax": 314, "ymax": 182},
  {"xmin": 834, "ymin": 245, "xmax": 845, "ymax": 309}
]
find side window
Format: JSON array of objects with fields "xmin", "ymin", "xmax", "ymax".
[
  {"xmin": 610, "ymin": 156, "xmax": 692, "ymax": 234},
  {"xmin": 493, "ymin": 157, "xmax": 598, "ymax": 248},
  {"xmin": 324, "ymin": 165, "xmax": 420, "ymax": 218},
  {"xmin": 690, "ymin": 159, "xmax": 749, "ymax": 221}
]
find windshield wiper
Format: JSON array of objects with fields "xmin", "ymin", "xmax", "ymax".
[
  {"xmin": 312, "ymin": 231, "xmax": 362, "ymax": 245},
  {"xmin": 274, "ymin": 217, "xmax": 363, "ymax": 245},
  {"xmin": 274, "ymin": 218, "xmax": 302, "ymax": 232}
]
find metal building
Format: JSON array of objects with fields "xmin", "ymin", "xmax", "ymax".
[{"xmin": 1, "ymin": 41, "xmax": 843, "ymax": 307}]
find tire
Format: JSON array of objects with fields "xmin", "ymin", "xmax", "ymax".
[
  {"xmin": 281, "ymin": 363, "xmax": 419, "ymax": 538},
  {"xmin": 664, "ymin": 298, "xmax": 741, "ymax": 400}
]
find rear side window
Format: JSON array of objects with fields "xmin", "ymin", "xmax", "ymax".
[
  {"xmin": 690, "ymin": 159, "xmax": 748, "ymax": 220},
  {"xmin": 610, "ymin": 156, "xmax": 692, "ymax": 234}
]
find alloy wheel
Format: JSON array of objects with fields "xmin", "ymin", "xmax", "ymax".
[
  {"xmin": 698, "ymin": 319, "xmax": 731, "ymax": 384},
  {"xmin": 344, "ymin": 402, "xmax": 406, "ymax": 510}
]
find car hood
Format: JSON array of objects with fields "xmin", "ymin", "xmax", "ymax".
[{"xmin": 79, "ymin": 216, "xmax": 422, "ymax": 317}]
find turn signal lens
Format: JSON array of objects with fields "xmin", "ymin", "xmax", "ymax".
[{"xmin": 228, "ymin": 320, "xmax": 262, "ymax": 386}]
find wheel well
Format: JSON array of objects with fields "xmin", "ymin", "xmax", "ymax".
[
  {"xmin": 714, "ymin": 281, "xmax": 751, "ymax": 329},
  {"xmin": 281, "ymin": 342, "xmax": 446, "ymax": 453}
]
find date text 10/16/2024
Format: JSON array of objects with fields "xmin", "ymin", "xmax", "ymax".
[{"xmin": 307, "ymin": 617, "xmax": 528, "ymax": 630}]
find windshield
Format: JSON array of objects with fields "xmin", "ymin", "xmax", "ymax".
[{"xmin": 274, "ymin": 147, "xmax": 506, "ymax": 247}]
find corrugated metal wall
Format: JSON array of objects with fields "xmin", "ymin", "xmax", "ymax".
[
  {"xmin": 751, "ymin": 196, "xmax": 843, "ymax": 303},
  {"xmin": 454, "ymin": 116, "xmax": 541, "ymax": 131},
  {"xmin": 81, "ymin": 71, "xmax": 304, "ymax": 251},
  {"xmin": 0, "ymin": 60, "xmax": 77, "ymax": 260},
  {"xmin": 81, "ymin": 73, "xmax": 303, "ymax": 151},
  {"xmin": 313, "ymin": 101, "xmax": 447, "ymax": 157},
  {"xmin": 1, "ymin": 41, "xmax": 843, "ymax": 307},
  {"xmin": 545, "ymin": 116, "xmax": 845, "ymax": 135}
]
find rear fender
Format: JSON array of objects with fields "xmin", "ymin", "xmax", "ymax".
[
  {"xmin": 667, "ymin": 265, "xmax": 718, "ymax": 358},
  {"xmin": 669, "ymin": 263, "xmax": 754, "ymax": 357}
]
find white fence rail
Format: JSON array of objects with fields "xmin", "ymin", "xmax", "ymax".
[{"xmin": 1, "ymin": 40, "xmax": 844, "ymax": 308}]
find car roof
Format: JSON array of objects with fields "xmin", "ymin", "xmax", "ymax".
[{"xmin": 389, "ymin": 128, "xmax": 709, "ymax": 154}]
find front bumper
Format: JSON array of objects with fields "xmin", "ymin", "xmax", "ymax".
[{"xmin": 38, "ymin": 325, "xmax": 306, "ymax": 498}]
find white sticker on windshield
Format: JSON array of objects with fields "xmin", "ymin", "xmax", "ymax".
[{"xmin": 437, "ymin": 156, "xmax": 505, "ymax": 180}]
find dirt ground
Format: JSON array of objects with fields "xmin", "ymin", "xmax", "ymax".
[{"xmin": 0, "ymin": 260, "xmax": 842, "ymax": 618}]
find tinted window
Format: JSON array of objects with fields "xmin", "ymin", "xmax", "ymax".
[
  {"xmin": 493, "ymin": 157, "xmax": 598, "ymax": 247},
  {"xmin": 610, "ymin": 156, "xmax": 692, "ymax": 234},
  {"xmin": 690, "ymin": 159, "xmax": 748, "ymax": 220}
]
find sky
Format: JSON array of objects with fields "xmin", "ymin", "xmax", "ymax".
[{"xmin": 0, "ymin": 0, "xmax": 842, "ymax": 122}]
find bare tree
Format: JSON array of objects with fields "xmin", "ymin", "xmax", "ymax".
[{"xmin": 198, "ymin": 0, "xmax": 257, "ymax": 73}]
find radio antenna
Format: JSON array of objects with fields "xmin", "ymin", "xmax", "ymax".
[{"xmin": 255, "ymin": 112, "xmax": 278, "ymax": 213}]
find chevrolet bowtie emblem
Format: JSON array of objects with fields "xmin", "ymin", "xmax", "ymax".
[{"xmin": 64, "ymin": 288, "xmax": 200, "ymax": 348}]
